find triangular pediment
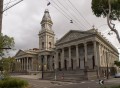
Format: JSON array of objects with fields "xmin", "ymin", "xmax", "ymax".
[
  {"xmin": 15, "ymin": 50, "xmax": 26, "ymax": 57},
  {"xmin": 56, "ymin": 30, "xmax": 93, "ymax": 45}
]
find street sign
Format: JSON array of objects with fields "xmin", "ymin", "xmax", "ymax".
[{"xmin": 99, "ymin": 80, "xmax": 104, "ymax": 85}]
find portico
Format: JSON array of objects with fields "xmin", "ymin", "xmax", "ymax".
[
  {"xmin": 55, "ymin": 41, "xmax": 97, "ymax": 71},
  {"xmin": 15, "ymin": 49, "xmax": 39, "ymax": 73}
]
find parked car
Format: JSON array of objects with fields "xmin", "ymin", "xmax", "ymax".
[{"xmin": 114, "ymin": 73, "xmax": 120, "ymax": 78}]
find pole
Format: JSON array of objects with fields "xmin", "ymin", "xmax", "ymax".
[
  {"xmin": 0, "ymin": 0, "xmax": 23, "ymax": 33},
  {"xmin": 0, "ymin": 0, "xmax": 3, "ymax": 33}
]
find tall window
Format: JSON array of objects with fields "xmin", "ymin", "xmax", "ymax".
[
  {"xmin": 64, "ymin": 59, "xmax": 67, "ymax": 70},
  {"xmin": 59, "ymin": 62, "xmax": 61, "ymax": 71},
  {"xmin": 49, "ymin": 42, "xmax": 51, "ymax": 48},
  {"xmin": 71, "ymin": 59, "xmax": 73, "ymax": 70},
  {"xmin": 42, "ymin": 42, "xmax": 44, "ymax": 49}
]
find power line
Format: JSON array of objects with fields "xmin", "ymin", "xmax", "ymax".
[
  {"xmin": 3, "ymin": 0, "xmax": 23, "ymax": 13},
  {"xmin": 67, "ymin": 0, "xmax": 92, "ymax": 28},
  {"xmin": 56, "ymin": 0, "xmax": 88, "ymax": 30},
  {"xmin": 46, "ymin": 0, "xmax": 82, "ymax": 30},
  {"xmin": 4, "ymin": 0, "xmax": 12, "ymax": 10},
  {"xmin": 46, "ymin": 0, "xmax": 84, "ymax": 30},
  {"xmin": 59, "ymin": 0, "xmax": 90, "ymax": 29}
]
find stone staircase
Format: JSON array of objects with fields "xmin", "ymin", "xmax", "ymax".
[{"xmin": 43, "ymin": 70, "xmax": 86, "ymax": 81}]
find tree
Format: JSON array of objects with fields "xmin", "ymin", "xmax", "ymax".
[
  {"xmin": 0, "ymin": 57, "xmax": 16, "ymax": 77},
  {"xmin": 91, "ymin": 0, "xmax": 120, "ymax": 43},
  {"xmin": 114, "ymin": 60, "xmax": 120, "ymax": 68},
  {"xmin": 0, "ymin": 33, "xmax": 14, "ymax": 57}
]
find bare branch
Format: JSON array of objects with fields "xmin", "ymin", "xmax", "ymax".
[{"xmin": 107, "ymin": 0, "xmax": 120, "ymax": 43}]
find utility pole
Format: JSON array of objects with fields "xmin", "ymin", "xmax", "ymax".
[
  {"xmin": 0, "ymin": 0, "xmax": 3, "ymax": 33},
  {"xmin": 0, "ymin": 0, "xmax": 23, "ymax": 33}
]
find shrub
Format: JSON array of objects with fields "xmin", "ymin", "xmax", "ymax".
[{"xmin": 0, "ymin": 77, "xmax": 28, "ymax": 88}]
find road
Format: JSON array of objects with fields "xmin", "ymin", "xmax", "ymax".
[
  {"xmin": 13, "ymin": 75, "xmax": 120, "ymax": 88},
  {"xmin": 50, "ymin": 78, "xmax": 120, "ymax": 88}
]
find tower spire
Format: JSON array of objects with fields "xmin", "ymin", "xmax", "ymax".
[{"xmin": 41, "ymin": 9, "xmax": 53, "ymax": 25}]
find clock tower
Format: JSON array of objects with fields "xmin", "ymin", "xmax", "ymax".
[
  {"xmin": 39, "ymin": 9, "xmax": 55, "ymax": 51},
  {"xmin": 38, "ymin": 9, "xmax": 55, "ymax": 71}
]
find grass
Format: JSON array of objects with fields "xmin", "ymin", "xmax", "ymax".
[{"xmin": 102, "ymin": 85, "xmax": 120, "ymax": 88}]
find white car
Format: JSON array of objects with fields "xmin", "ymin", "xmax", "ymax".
[{"xmin": 114, "ymin": 73, "xmax": 120, "ymax": 78}]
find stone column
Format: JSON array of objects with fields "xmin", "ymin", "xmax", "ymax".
[
  {"xmin": 50, "ymin": 56, "xmax": 53, "ymax": 71},
  {"xmin": 55, "ymin": 51, "xmax": 59, "ymax": 70},
  {"xmin": 29, "ymin": 58, "xmax": 31, "ymax": 71},
  {"xmin": 94, "ymin": 41, "xmax": 98, "ymax": 66},
  {"xmin": 76, "ymin": 45, "xmax": 79, "ymax": 68},
  {"xmin": 61, "ymin": 48, "xmax": 64, "ymax": 69},
  {"xmin": 20, "ymin": 59, "xmax": 22, "ymax": 71},
  {"xmin": 68, "ymin": 46, "xmax": 71, "ymax": 69},
  {"xmin": 27, "ymin": 57, "xmax": 28, "ymax": 71},
  {"xmin": 84, "ymin": 43, "xmax": 87, "ymax": 67},
  {"xmin": 44, "ymin": 55, "xmax": 47, "ymax": 71},
  {"xmin": 97, "ymin": 43, "xmax": 100, "ymax": 78},
  {"xmin": 22, "ymin": 58, "xmax": 23, "ymax": 71},
  {"xmin": 23, "ymin": 58, "xmax": 26, "ymax": 70},
  {"xmin": 31, "ymin": 58, "xmax": 33, "ymax": 71}
]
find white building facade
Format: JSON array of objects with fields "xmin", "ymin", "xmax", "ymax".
[{"xmin": 15, "ymin": 10, "xmax": 119, "ymax": 80}]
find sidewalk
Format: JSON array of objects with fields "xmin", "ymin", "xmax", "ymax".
[{"xmin": 12, "ymin": 75, "xmax": 75, "ymax": 88}]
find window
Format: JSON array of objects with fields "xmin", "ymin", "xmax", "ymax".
[
  {"xmin": 59, "ymin": 62, "xmax": 61, "ymax": 71},
  {"xmin": 71, "ymin": 59, "xmax": 73, "ymax": 70},
  {"xmin": 49, "ymin": 42, "xmax": 51, "ymax": 48},
  {"xmin": 42, "ymin": 42, "xmax": 44, "ymax": 49},
  {"xmin": 64, "ymin": 59, "xmax": 67, "ymax": 70}
]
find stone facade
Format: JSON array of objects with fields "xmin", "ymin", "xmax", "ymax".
[
  {"xmin": 15, "ymin": 10, "xmax": 119, "ymax": 80},
  {"xmin": 14, "ymin": 49, "xmax": 39, "ymax": 73}
]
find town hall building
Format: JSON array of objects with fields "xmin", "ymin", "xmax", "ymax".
[{"xmin": 15, "ymin": 9, "xmax": 119, "ymax": 80}]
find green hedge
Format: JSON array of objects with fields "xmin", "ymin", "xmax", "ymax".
[
  {"xmin": 0, "ymin": 77, "xmax": 28, "ymax": 88},
  {"xmin": 102, "ymin": 85, "xmax": 120, "ymax": 88}
]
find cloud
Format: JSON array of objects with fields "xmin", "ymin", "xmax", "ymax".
[{"xmin": 2, "ymin": 0, "xmax": 120, "ymax": 57}]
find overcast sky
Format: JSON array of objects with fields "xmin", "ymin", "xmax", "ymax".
[{"xmin": 2, "ymin": 0, "xmax": 120, "ymax": 57}]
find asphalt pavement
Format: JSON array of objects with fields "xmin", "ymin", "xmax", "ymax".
[{"xmin": 12, "ymin": 75, "xmax": 120, "ymax": 88}]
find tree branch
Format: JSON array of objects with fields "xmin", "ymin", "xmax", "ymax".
[{"xmin": 107, "ymin": 0, "xmax": 120, "ymax": 43}]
